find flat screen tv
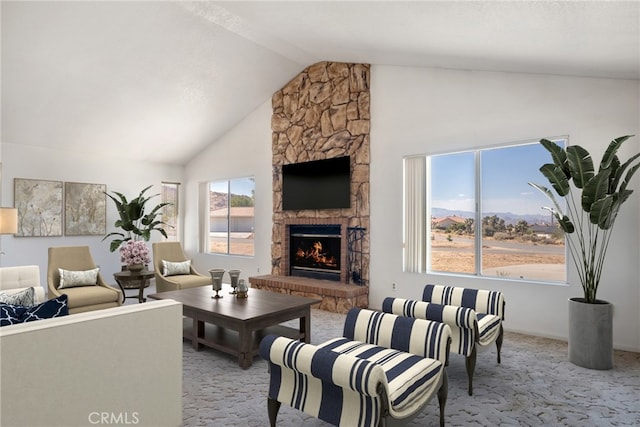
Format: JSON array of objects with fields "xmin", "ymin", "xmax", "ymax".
[{"xmin": 282, "ymin": 156, "xmax": 351, "ymax": 210}]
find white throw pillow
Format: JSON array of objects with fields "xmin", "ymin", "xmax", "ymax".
[
  {"xmin": 162, "ymin": 260, "xmax": 191, "ymax": 276},
  {"xmin": 58, "ymin": 268, "xmax": 100, "ymax": 289},
  {"xmin": 0, "ymin": 287, "xmax": 36, "ymax": 307}
]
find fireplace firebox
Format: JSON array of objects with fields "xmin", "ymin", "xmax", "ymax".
[{"xmin": 289, "ymin": 224, "xmax": 341, "ymax": 281}]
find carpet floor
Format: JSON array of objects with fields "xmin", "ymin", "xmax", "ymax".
[{"xmin": 180, "ymin": 308, "xmax": 640, "ymax": 427}]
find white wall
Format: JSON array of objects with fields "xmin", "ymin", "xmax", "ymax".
[
  {"xmin": 182, "ymin": 100, "xmax": 273, "ymax": 280},
  {"xmin": 369, "ymin": 65, "xmax": 640, "ymax": 351},
  {"xmin": 0, "ymin": 142, "xmax": 182, "ymax": 287}
]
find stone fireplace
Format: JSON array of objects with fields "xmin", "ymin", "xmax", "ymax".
[{"xmin": 249, "ymin": 61, "xmax": 370, "ymax": 313}]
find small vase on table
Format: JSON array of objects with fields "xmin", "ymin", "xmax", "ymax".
[
  {"xmin": 128, "ymin": 263, "xmax": 144, "ymax": 272},
  {"xmin": 209, "ymin": 269, "xmax": 225, "ymax": 299},
  {"xmin": 237, "ymin": 279, "xmax": 248, "ymax": 298},
  {"xmin": 228, "ymin": 270, "xmax": 241, "ymax": 294}
]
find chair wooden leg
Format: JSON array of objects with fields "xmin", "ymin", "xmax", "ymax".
[
  {"xmin": 378, "ymin": 384, "xmax": 390, "ymax": 427},
  {"xmin": 496, "ymin": 325, "xmax": 504, "ymax": 364},
  {"xmin": 465, "ymin": 346, "xmax": 477, "ymax": 396},
  {"xmin": 267, "ymin": 398, "xmax": 281, "ymax": 427},
  {"xmin": 437, "ymin": 371, "xmax": 448, "ymax": 427}
]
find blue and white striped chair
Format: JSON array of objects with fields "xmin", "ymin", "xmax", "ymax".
[
  {"xmin": 382, "ymin": 297, "xmax": 479, "ymax": 395},
  {"xmin": 422, "ymin": 284, "xmax": 505, "ymax": 363},
  {"xmin": 259, "ymin": 308, "xmax": 452, "ymax": 427}
]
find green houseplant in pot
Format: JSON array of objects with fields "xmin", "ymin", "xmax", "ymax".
[
  {"xmin": 529, "ymin": 135, "xmax": 639, "ymax": 369},
  {"xmin": 103, "ymin": 185, "xmax": 172, "ymax": 270}
]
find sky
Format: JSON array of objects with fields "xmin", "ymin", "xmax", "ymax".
[
  {"xmin": 430, "ymin": 140, "xmax": 566, "ymax": 216},
  {"xmin": 210, "ymin": 177, "xmax": 255, "ymax": 197}
]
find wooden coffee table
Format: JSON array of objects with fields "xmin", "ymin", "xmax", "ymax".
[{"xmin": 148, "ymin": 284, "xmax": 319, "ymax": 368}]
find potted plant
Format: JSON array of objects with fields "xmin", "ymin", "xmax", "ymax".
[
  {"xmin": 529, "ymin": 135, "xmax": 639, "ymax": 369},
  {"xmin": 103, "ymin": 185, "xmax": 172, "ymax": 253}
]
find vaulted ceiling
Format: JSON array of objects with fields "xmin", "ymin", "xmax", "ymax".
[{"xmin": 2, "ymin": 1, "xmax": 639, "ymax": 165}]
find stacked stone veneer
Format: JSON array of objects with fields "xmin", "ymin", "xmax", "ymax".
[{"xmin": 264, "ymin": 61, "xmax": 370, "ymax": 312}]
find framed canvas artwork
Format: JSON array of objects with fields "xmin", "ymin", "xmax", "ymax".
[
  {"xmin": 14, "ymin": 178, "xmax": 63, "ymax": 237},
  {"xmin": 64, "ymin": 182, "xmax": 107, "ymax": 236}
]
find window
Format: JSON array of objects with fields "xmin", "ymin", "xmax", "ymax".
[
  {"xmin": 404, "ymin": 139, "xmax": 567, "ymax": 282},
  {"xmin": 429, "ymin": 151, "xmax": 476, "ymax": 274},
  {"xmin": 161, "ymin": 182, "xmax": 179, "ymax": 241},
  {"xmin": 207, "ymin": 177, "xmax": 255, "ymax": 256}
]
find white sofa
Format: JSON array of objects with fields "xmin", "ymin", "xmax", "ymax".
[
  {"xmin": 0, "ymin": 299, "xmax": 183, "ymax": 427},
  {"xmin": 0, "ymin": 265, "xmax": 46, "ymax": 303}
]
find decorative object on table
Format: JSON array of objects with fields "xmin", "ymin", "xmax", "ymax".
[
  {"xmin": 102, "ymin": 185, "xmax": 172, "ymax": 252},
  {"xmin": 209, "ymin": 268, "xmax": 225, "ymax": 299},
  {"xmin": 236, "ymin": 279, "xmax": 248, "ymax": 298},
  {"xmin": 228, "ymin": 269, "xmax": 241, "ymax": 294},
  {"xmin": 14, "ymin": 178, "xmax": 63, "ymax": 237},
  {"xmin": 119, "ymin": 240, "xmax": 150, "ymax": 272},
  {"xmin": 64, "ymin": 182, "xmax": 106, "ymax": 236},
  {"xmin": 528, "ymin": 135, "xmax": 640, "ymax": 370},
  {"xmin": 127, "ymin": 264, "xmax": 144, "ymax": 272}
]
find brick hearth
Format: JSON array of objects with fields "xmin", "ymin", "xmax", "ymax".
[{"xmin": 249, "ymin": 275, "xmax": 368, "ymax": 314}]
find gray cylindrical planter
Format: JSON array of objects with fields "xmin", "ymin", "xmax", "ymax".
[{"xmin": 568, "ymin": 297, "xmax": 613, "ymax": 370}]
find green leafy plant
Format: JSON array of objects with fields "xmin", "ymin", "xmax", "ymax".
[
  {"xmin": 103, "ymin": 185, "xmax": 172, "ymax": 252},
  {"xmin": 528, "ymin": 135, "xmax": 639, "ymax": 303}
]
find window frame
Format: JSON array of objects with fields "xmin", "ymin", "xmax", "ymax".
[
  {"xmin": 161, "ymin": 181, "xmax": 180, "ymax": 242},
  {"xmin": 205, "ymin": 176, "xmax": 255, "ymax": 257},
  {"xmin": 405, "ymin": 137, "xmax": 568, "ymax": 283}
]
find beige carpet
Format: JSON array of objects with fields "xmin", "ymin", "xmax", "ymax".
[{"xmin": 181, "ymin": 308, "xmax": 640, "ymax": 427}]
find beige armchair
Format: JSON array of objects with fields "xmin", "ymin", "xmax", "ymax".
[
  {"xmin": 152, "ymin": 241, "xmax": 211, "ymax": 293},
  {"xmin": 47, "ymin": 246, "xmax": 122, "ymax": 314}
]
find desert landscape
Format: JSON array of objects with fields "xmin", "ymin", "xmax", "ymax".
[{"xmin": 431, "ymin": 231, "xmax": 565, "ymax": 280}]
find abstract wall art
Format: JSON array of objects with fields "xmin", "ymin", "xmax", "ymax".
[
  {"xmin": 64, "ymin": 182, "xmax": 106, "ymax": 236},
  {"xmin": 14, "ymin": 178, "xmax": 63, "ymax": 237}
]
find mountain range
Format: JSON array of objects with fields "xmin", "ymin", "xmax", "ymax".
[{"xmin": 431, "ymin": 207, "xmax": 552, "ymax": 225}]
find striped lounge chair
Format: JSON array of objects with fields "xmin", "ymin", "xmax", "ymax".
[
  {"xmin": 421, "ymin": 284, "xmax": 505, "ymax": 364},
  {"xmin": 382, "ymin": 297, "xmax": 479, "ymax": 395},
  {"xmin": 259, "ymin": 307, "xmax": 452, "ymax": 427}
]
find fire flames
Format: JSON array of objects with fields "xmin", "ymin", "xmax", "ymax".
[{"xmin": 295, "ymin": 240, "xmax": 338, "ymax": 269}]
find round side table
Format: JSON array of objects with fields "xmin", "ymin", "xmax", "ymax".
[{"xmin": 114, "ymin": 270, "xmax": 155, "ymax": 303}]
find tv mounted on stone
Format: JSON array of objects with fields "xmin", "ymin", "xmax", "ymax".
[{"xmin": 282, "ymin": 156, "xmax": 351, "ymax": 210}]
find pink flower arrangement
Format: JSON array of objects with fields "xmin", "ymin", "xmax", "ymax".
[{"xmin": 119, "ymin": 240, "xmax": 151, "ymax": 266}]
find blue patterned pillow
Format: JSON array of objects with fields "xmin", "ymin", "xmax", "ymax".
[{"xmin": 0, "ymin": 294, "xmax": 69, "ymax": 327}]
